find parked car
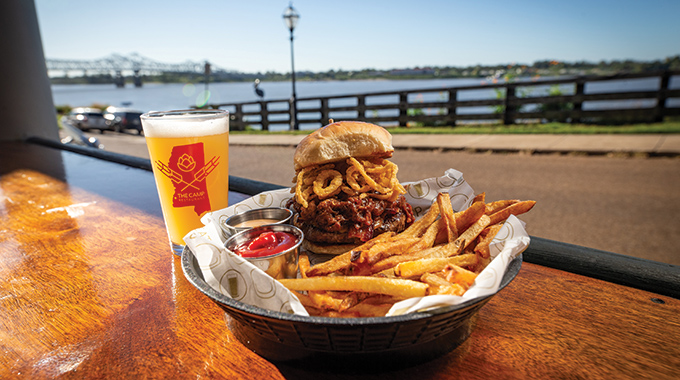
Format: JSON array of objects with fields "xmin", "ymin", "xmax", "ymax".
[
  {"xmin": 66, "ymin": 107, "xmax": 111, "ymax": 133},
  {"xmin": 59, "ymin": 116, "xmax": 104, "ymax": 149},
  {"xmin": 105, "ymin": 107, "xmax": 144, "ymax": 134}
]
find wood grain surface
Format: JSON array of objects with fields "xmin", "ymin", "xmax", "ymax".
[{"xmin": 1, "ymin": 142, "xmax": 678, "ymax": 379}]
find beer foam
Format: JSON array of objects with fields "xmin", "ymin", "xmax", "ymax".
[{"xmin": 141, "ymin": 111, "xmax": 229, "ymax": 138}]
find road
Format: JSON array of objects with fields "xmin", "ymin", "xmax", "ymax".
[{"xmin": 84, "ymin": 131, "xmax": 680, "ymax": 266}]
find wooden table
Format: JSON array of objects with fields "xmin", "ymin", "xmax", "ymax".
[{"xmin": 1, "ymin": 141, "xmax": 678, "ymax": 379}]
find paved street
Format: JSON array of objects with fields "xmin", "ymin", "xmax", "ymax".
[{"xmin": 78, "ymin": 131, "xmax": 680, "ymax": 266}]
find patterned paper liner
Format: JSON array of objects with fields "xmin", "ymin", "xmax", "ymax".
[{"xmin": 183, "ymin": 168, "xmax": 530, "ymax": 316}]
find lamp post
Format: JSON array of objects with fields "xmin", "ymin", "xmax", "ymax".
[
  {"xmin": 283, "ymin": 3, "xmax": 299, "ymax": 130},
  {"xmin": 204, "ymin": 61, "xmax": 211, "ymax": 97}
]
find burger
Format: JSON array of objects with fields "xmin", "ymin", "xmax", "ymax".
[{"xmin": 288, "ymin": 121, "xmax": 414, "ymax": 255}]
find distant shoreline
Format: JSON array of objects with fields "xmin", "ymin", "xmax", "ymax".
[{"xmin": 48, "ymin": 55, "xmax": 680, "ymax": 86}]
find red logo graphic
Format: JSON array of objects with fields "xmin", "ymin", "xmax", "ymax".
[{"xmin": 155, "ymin": 142, "xmax": 220, "ymax": 216}]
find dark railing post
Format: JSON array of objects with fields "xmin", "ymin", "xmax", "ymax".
[
  {"xmin": 233, "ymin": 104, "xmax": 244, "ymax": 131},
  {"xmin": 447, "ymin": 89, "xmax": 457, "ymax": 126},
  {"xmin": 398, "ymin": 92, "xmax": 408, "ymax": 127},
  {"xmin": 357, "ymin": 95, "xmax": 366, "ymax": 120},
  {"xmin": 503, "ymin": 85, "xmax": 516, "ymax": 125},
  {"xmin": 655, "ymin": 71, "xmax": 671, "ymax": 122},
  {"xmin": 572, "ymin": 79, "xmax": 586, "ymax": 124},
  {"xmin": 259, "ymin": 101, "xmax": 269, "ymax": 131},
  {"xmin": 320, "ymin": 98, "xmax": 329, "ymax": 125}
]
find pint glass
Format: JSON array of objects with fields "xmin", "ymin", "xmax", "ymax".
[{"xmin": 141, "ymin": 109, "xmax": 230, "ymax": 255}]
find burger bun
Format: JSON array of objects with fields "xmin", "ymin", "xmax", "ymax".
[
  {"xmin": 300, "ymin": 240, "xmax": 359, "ymax": 256},
  {"xmin": 294, "ymin": 121, "xmax": 394, "ymax": 170}
]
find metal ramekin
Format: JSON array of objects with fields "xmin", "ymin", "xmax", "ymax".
[
  {"xmin": 224, "ymin": 224, "xmax": 302, "ymax": 280},
  {"xmin": 220, "ymin": 207, "xmax": 294, "ymax": 239}
]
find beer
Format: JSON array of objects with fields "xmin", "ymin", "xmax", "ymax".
[{"xmin": 141, "ymin": 110, "xmax": 229, "ymax": 255}]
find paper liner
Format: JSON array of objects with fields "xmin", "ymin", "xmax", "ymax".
[{"xmin": 183, "ymin": 168, "xmax": 530, "ymax": 317}]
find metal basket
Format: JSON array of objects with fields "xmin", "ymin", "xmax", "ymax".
[{"xmin": 182, "ymin": 247, "xmax": 522, "ymax": 369}]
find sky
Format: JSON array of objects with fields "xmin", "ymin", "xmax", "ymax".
[{"xmin": 35, "ymin": 0, "xmax": 680, "ymax": 74}]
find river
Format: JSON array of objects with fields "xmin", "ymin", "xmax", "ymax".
[{"xmin": 51, "ymin": 78, "xmax": 489, "ymax": 112}]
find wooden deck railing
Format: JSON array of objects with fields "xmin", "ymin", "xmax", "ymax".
[{"xmin": 205, "ymin": 70, "xmax": 680, "ymax": 131}]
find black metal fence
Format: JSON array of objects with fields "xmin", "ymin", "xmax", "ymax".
[{"xmin": 206, "ymin": 70, "xmax": 680, "ymax": 131}]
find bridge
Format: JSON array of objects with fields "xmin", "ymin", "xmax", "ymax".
[{"xmin": 45, "ymin": 53, "xmax": 229, "ymax": 87}]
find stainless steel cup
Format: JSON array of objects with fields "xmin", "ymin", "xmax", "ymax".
[
  {"xmin": 224, "ymin": 224, "xmax": 302, "ymax": 280},
  {"xmin": 221, "ymin": 207, "xmax": 293, "ymax": 239}
]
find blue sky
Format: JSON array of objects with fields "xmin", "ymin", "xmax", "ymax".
[{"xmin": 35, "ymin": 0, "xmax": 679, "ymax": 74}]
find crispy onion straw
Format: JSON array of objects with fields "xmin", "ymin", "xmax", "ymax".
[
  {"xmin": 292, "ymin": 157, "xmax": 406, "ymax": 208},
  {"xmin": 347, "ymin": 157, "xmax": 390, "ymax": 193},
  {"xmin": 313, "ymin": 170, "xmax": 343, "ymax": 199},
  {"xmin": 346, "ymin": 166, "xmax": 372, "ymax": 192}
]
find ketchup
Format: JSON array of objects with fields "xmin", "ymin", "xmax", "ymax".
[{"xmin": 233, "ymin": 231, "xmax": 298, "ymax": 258}]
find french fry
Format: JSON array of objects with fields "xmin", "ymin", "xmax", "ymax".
[
  {"xmin": 485, "ymin": 199, "xmax": 519, "ymax": 215},
  {"xmin": 306, "ymin": 232, "xmax": 394, "ymax": 277},
  {"xmin": 306, "ymin": 251, "xmax": 353, "ymax": 277},
  {"xmin": 435, "ymin": 213, "xmax": 453, "ymax": 246},
  {"xmin": 299, "ymin": 253, "xmax": 311, "ymax": 278},
  {"xmin": 408, "ymin": 221, "xmax": 439, "ymax": 252},
  {"xmin": 361, "ymin": 294, "xmax": 406, "ymax": 305},
  {"xmin": 292, "ymin": 291, "xmax": 315, "ymax": 308},
  {"xmin": 488, "ymin": 200, "xmax": 536, "ymax": 225},
  {"xmin": 279, "ymin": 276, "xmax": 428, "ymax": 298},
  {"xmin": 393, "ymin": 253, "xmax": 478, "ymax": 278},
  {"xmin": 369, "ymin": 239, "xmax": 464, "ymax": 274},
  {"xmin": 474, "ymin": 224, "xmax": 503, "ymax": 259},
  {"xmin": 373, "ymin": 267, "xmax": 397, "ymax": 278},
  {"xmin": 435, "ymin": 192, "xmax": 458, "ymax": 244},
  {"xmin": 338, "ymin": 291, "xmax": 366, "ymax": 311},
  {"xmin": 357, "ymin": 237, "xmax": 420, "ymax": 266},
  {"xmin": 472, "ymin": 192, "xmax": 486, "ymax": 203},
  {"xmin": 444, "ymin": 265, "xmax": 478, "ymax": 288},
  {"xmin": 307, "ymin": 291, "xmax": 345, "ymax": 311},
  {"xmin": 421, "ymin": 273, "xmax": 466, "ymax": 296},
  {"xmin": 401, "ymin": 202, "xmax": 440, "ymax": 238},
  {"xmin": 454, "ymin": 201, "xmax": 485, "ymax": 233},
  {"xmin": 456, "ymin": 214, "xmax": 491, "ymax": 249}
]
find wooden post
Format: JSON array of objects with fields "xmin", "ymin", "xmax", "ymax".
[
  {"xmin": 655, "ymin": 71, "xmax": 671, "ymax": 123},
  {"xmin": 233, "ymin": 104, "xmax": 244, "ymax": 131},
  {"xmin": 259, "ymin": 101, "xmax": 269, "ymax": 131},
  {"xmin": 572, "ymin": 79, "xmax": 585, "ymax": 124},
  {"xmin": 357, "ymin": 95, "xmax": 366, "ymax": 120},
  {"xmin": 320, "ymin": 98, "xmax": 329, "ymax": 125},
  {"xmin": 503, "ymin": 85, "xmax": 516, "ymax": 125},
  {"xmin": 398, "ymin": 92, "xmax": 408, "ymax": 127},
  {"xmin": 447, "ymin": 90, "xmax": 457, "ymax": 126}
]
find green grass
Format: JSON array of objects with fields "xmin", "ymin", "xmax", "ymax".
[
  {"xmin": 231, "ymin": 120, "xmax": 680, "ymax": 135},
  {"xmin": 390, "ymin": 121, "xmax": 680, "ymax": 134}
]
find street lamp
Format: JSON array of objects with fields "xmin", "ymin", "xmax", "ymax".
[
  {"xmin": 204, "ymin": 61, "xmax": 211, "ymax": 95},
  {"xmin": 283, "ymin": 3, "xmax": 300, "ymax": 130}
]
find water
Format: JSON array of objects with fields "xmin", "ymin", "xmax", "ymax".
[{"xmin": 51, "ymin": 78, "xmax": 489, "ymax": 113}]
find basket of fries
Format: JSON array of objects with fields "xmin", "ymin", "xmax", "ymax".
[
  {"xmin": 182, "ymin": 246, "xmax": 522, "ymax": 366},
  {"xmin": 182, "ymin": 168, "xmax": 533, "ymax": 367}
]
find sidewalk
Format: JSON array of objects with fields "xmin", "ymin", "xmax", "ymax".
[{"xmin": 229, "ymin": 133, "xmax": 680, "ymax": 156}]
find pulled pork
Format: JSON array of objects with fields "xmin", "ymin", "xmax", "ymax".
[{"xmin": 289, "ymin": 192, "xmax": 414, "ymax": 245}]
